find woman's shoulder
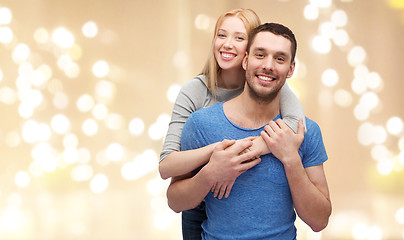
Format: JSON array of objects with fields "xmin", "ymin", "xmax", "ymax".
[{"xmin": 181, "ymin": 75, "xmax": 208, "ymax": 90}]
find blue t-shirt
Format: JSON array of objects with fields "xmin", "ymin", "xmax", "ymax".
[{"xmin": 181, "ymin": 102, "xmax": 328, "ymax": 240}]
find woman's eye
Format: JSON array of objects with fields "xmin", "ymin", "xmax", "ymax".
[
  {"xmin": 217, "ymin": 34, "xmax": 226, "ymax": 38},
  {"xmin": 236, "ymin": 36, "xmax": 245, "ymax": 41}
]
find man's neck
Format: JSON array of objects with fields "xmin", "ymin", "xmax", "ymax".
[{"xmin": 223, "ymin": 90, "xmax": 280, "ymax": 129}]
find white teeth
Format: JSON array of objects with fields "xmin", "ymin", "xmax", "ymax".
[
  {"xmin": 222, "ymin": 53, "xmax": 235, "ymax": 58},
  {"xmin": 257, "ymin": 75, "xmax": 274, "ymax": 81}
]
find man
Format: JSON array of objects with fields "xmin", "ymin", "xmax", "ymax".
[{"xmin": 167, "ymin": 23, "xmax": 332, "ymax": 239}]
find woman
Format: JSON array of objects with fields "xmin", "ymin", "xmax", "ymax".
[{"xmin": 159, "ymin": 8, "xmax": 306, "ymax": 239}]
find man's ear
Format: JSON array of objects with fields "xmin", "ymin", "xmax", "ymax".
[
  {"xmin": 287, "ymin": 61, "xmax": 295, "ymax": 78},
  {"xmin": 242, "ymin": 52, "xmax": 248, "ymax": 70}
]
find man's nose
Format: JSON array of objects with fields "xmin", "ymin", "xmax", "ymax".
[{"xmin": 262, "ymin": 58, "xmax": 274, "ymax": 71}]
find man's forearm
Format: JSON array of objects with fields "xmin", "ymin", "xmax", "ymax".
[
  {"xmin": 167, "ymin": 169, "xmax": 213, "ymax": 213},
  {"xmin": 284, "ymin": 159, "xmax": 331, "ymax": 232}
]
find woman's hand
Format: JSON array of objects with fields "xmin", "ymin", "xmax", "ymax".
[{"xmin": 208, "ymin": 138, "xmax": 261, "ymax": 199}]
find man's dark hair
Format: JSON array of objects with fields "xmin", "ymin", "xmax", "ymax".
[{"xmin": 246, "ymin": 23, "xmax": 297, "ymax": 63}]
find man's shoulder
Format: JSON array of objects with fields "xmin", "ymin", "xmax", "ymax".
[
  {"xmin": 305, "ymin": 117, "xmax": 321, "ymax": 134},
  {"xmin": 191, "ymin": 102, "xmax": 222, "ymax": 118}
]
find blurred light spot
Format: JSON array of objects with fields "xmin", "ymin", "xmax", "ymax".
[
  {"xmin": 12, "ymin": 43, "xmax": 31, "ymax": 63},
  {"xmin": 354, "ymin": 104, "xmax": 369, "ymax": 121},
  {"xmin": 388, "ymin": 0, "xmax": 404, "ymax": 9},
  {"xmin": 67, "ymin": 44, "xmax": 83, "ymax": 60},
  {"xmin": 334, "ymin": 89, "xmax": 352, "ymax": 108},
  {"xmin": 321, "ymin": 69, "xmax": 339, "ymax": 87},
  {"xmin": 0, "ymin": 87, "xmax": 17, "ymax": 104},
  {"xmin": 105, "ymin": 113, "xmax": 124, "ymax": 130},
  {"xmin": 0, "ymin": 68, "xmax": 2, "ymax": 82},
  {"xmin": 399, "ymin": 137, "xmax": 404, "ymax": 151},
  {"xmin": 173, "ymin": 51, "xmax": 188, "ymax": 68},
  {"xmin": 331, "ymin": 10, "xmax": 348, "ymax": 27},
  {"xmin": 15, "ymin": 171, "xmax": 31, "ymax": 188},
  {"xmin": 310, "ymin": 0, "xmax": 332, "ymax": 8},
  {"xmin": 92, "ymin": 60, "xmax": 110, "ymax": 78},
  {"xmin": 153, "ymin": 212, "xmax": 174, "ymax": 231},
  {"xmin": 359, "ymin": 92, "xmax": 379, "ymax": 111},
  {"xmin": 51, "ymin": 114, "xmax": 71, "ymax": 135},
  {"xmin": 34, "ymin": 27, "xmax": 49, "ymax": 44},
  {"xmin": 371, "ymin": 145, "xmax": 390, "ymax": 161},
  {"xmin": 106, "ymin": 143, "xmax": 124, "ymax": 162},
  {"xmin": 64, "ymin": 61, "xmax": 80, "ymax": 78},
  {"xmin": 358, "ymin": 122, "xmax": 374, "ymax": 146},
  {"xmin": 37, "ymin": 123, "xmax": 52, "ymax": 141},
  {"xmin": 47, "ymin": 78, "xmax": 64, "ymax": 94},
  {"xmin": 18, "ymin": 102, "xmax": 34, "ymax": 118},
  {"xmin": 92, "ymin": 103, "xmax": 108, "ymax": 120},
  {"xmin": 31, "ymin": 142, "xmax": 58, "ymax": 172},
  {"xmin": 304, "ymin": 4, "xmax": 319, "ymax": 20},
  {"xmin": 147, "ymin": 178, "xmax": 166, "ymax": 196},
  {"xmin": 33, "ymin": 64, "xmax": 52, "ymax": 87},
  {"xmin": 78, "ymin": 148, "xmax": 91, "ymax": 164},
  {"xmin": 96, "ymin": 151, "xmax": 110, "ymax": 166},
  {"xmin": 378, "ymin": 158, "xmax": 393, "ymax": 175},
  {"xmin": 148, "ymin": 114, "xmax": 170, "ymax": 140},
  {"xmin": 63, "ymin": 148, "xmax": 79, "ymax": 164},
  {"xmin": 121, "ymin": 149, "xmax": 158, "ymax": 180},
  {"xmin": 373, "ymin": 125, "xmax": 387, "ymax": 144},
  {"xmin": 3, "ymin": 205, "xmax": 22, "ymax": 231},
  {"xmin": 386, "ymin": 116, "xmax": 403, "ymax": 135},
  {"xmin": 319, "ymin": 22, "xmax": 336, "ymax": 39},
  {"xmin": 352, "ymin": 223, "xmax": 368, "ymax": 239},
  {"xmin": 71, "ymin": 165, "xmax": 93, "ymax": 182},
  {"xmin": 63, "ymin": 133, "xmax": 79, "ymax": 148},
  {"xmin": 90, "ymin": 173, "xmax": 109, "ymax": 194},
  {"xmin": 333, "ymin": 29, "xmax": 349, "ymax": 46},
  {"xmin": 194, "ymin": 14, "xmax": 211, "ymax": 30},
  {"xmin": 6, "ymin": 131, "xmax": 21, "ymax": 147},
  {"xmin": 129, "ymin": 118, "xmax": 145, "ymax": 136},
  {"xmin": 0, "ymin": 26, "xmax": 13, "ymax": 43},
  {"xmin": 52, "ymin": 27, "xmax": 75, "ymax": 48},
  {"xmin": 77, "ymin": 94, "xmax": 94, "ymax": 112},
  {"xmin": 82, "ymin": 21, "xmax": 98, "ymax": 38},
  {"xmin": 318, "ymin": 90, "xmax": 333, "ymax": 108},
  {"xmin": 82, "ymin": 118, "xmax": 98, "ymax": 136},
  {"xmin": 366, "ymin": 72, "xmax": 383, "ymax": 91},
  {"xmin": 351, "ymin": 77, "xmax": 367, "ymax": 95},
  {"xmin": 22, "ymin": 120, "xmax": 39, "ymax": 143},
  {"xmin": 312, "ymin": 35, "xmax": 331, "ymax": 54},
  {"xmin": 95, "ymin": 80, "xmax": 115, "ymax": 102},
  {"xmin": 53, "ymin": 92, "xmax": 69, "ymax": 110},
  {"xmin": 0, "ymin": 7, "xmax": 12, "ymax": 24},
  {"xmin": 348, "ymin": 46, "xmax": 366, "ymax": 67},
  {"xmin": 396, "ymin": 207, "xmax": 404, "ymax": 224},
  {"xmin": 57, "ymin": 54, "xmax": 73, "ymax": 70},
  {"xmin": 22, "ymin": 89, "xmax": 43, "ymax": 107},
  {"xmin": 167, "ymin": 84, "xmax": 181, "ymax": 103}
]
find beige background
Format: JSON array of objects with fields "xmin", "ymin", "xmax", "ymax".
[{"xmin": 0, "ymin": 0, "xmax": 403, "ymax": 239}]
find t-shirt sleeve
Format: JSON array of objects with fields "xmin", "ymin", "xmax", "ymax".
[
  {"xmin": 159, "ymin": 77, "xmax": 208, "ymax": 162},
  {"xmin": 300, "ymin": 118, "xmax": 328, "ymax": 168}
]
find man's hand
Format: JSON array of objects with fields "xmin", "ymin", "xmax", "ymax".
[
  {"xmin": 206, "ymin": 138, "xmax": 262, "ymax": 199},
  {"xmin": 260, "ymin": 118, "xmax": 304, "ymax": 165}
]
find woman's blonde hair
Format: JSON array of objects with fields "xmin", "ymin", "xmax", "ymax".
[{"xmin": 201, "ymin": 8, "xmax": 261, "ymax": 95}]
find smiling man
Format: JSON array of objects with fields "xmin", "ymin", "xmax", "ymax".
[{"xmin": 167, "ymin": 23, "xmax": 332, "ymax": 240}]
